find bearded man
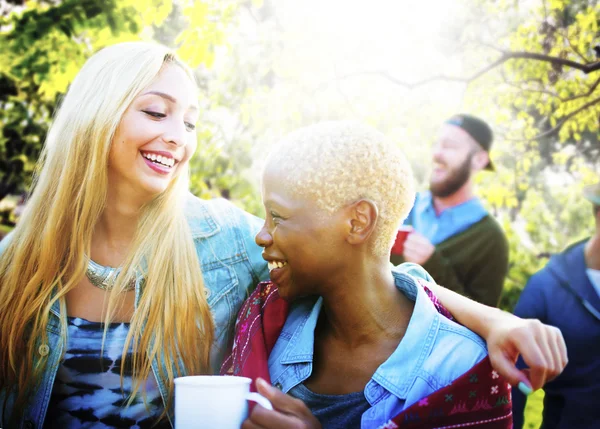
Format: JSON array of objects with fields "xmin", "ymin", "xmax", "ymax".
[{"xmin": 390, "ymin": 114, "xmax": 508, "ymax": 307}]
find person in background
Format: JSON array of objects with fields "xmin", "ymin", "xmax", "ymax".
[
  {"xmin": 512, "ymin": 182, "xmax": 600, "ymax": 429},
  {"xmin": 391, "ymin": 114, "xmax": 508, "ymax": 307}
]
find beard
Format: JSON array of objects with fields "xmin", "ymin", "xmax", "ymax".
[{"xmin": 430, "ymin": 153, "xmax": 473, "ymax": 198}]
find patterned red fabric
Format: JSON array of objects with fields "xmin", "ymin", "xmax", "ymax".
[
  {"xmin": 220, "ymin": 281, "xmax": 288, "ymax": 390},
  {"xmin": 377, "ymin": 357, "xmax": 512, "ymax": 428},
  {"xmin": 419, "ymin": 280, "xmax": 455, "ymax": 322},
  {"xmin": 221, "ymin": 281, "xmax": 512, "ymax": 428}
]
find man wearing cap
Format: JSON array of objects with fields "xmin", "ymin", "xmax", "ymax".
[
  {"xmin": 391, "ymin": 114, "xmax": 509, "ymax": 307},
  {"xmin": 512, "ymin": 182, "xmax": 600, "ymax": 429}
]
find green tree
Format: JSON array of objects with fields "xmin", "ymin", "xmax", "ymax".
[
  {"xmin": 0, "ymin": 0, "xmax": 149, "ymax": 201},
  {"xmin": 356, "ymin": 0, "xmax": 599, "ymax": 308},
  {"xmin": 0, "ymin": 0, "xmax": 239, "ymax": 205},
  {"xmin": 461, "ymin": 0, "xmax": 599, "ymax": 313}
]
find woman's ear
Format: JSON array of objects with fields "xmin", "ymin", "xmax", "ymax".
[{"xmin": 346, "ymin": 199, "xmax": 378, "ymax": 246}]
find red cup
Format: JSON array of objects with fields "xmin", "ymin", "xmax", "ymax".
[{"xmin": 391, "ymin": 226, "xmax": 413, "ymax": 256}]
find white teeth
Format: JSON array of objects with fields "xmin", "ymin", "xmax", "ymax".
[
  {"xmin": 268, "ymin": 261, "xmax": 288, "ymax": 272},
  {"xmin": 142, "ymin": 152, "xmax": 174, "ymax": 168}
]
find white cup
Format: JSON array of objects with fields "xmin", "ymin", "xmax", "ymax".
[{"xmin": 174, "ymin": 375, "xmax": 273, "ymax": 429}]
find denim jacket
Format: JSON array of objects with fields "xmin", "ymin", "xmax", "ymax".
[
  {"xmin": 0, "ymin": 195, "xmax": 268, "ymax": 429},
  {"xmin": 267, "ymin": 267, "xmax": 488, "ymax": 428}
]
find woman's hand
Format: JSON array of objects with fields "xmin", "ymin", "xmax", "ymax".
[
  {"xmin": 485, "ymin": 313, "xmax": 568, "ymax": 392},
  {"xmin": 242, "ymin": 378, "xmax": 322, "ymax": 429},
  {"xmin": 420, "ymin": 281, "xmax": 568, "ymax": 393}
]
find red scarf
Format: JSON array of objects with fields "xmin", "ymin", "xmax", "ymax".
[{"xmin": 221, "ymin": 281, "xmax": 512, "ymax": 428}]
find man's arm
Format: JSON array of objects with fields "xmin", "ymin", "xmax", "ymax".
[{"xmin": 400, "ymin": 217, "xmax": 509, "ymax": 307}]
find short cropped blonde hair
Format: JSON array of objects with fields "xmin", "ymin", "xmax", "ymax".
[{"xmin": 264, "ymin": 121, "xmax": 415, "ymax": 256}]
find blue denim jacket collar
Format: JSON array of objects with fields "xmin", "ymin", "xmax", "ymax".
[
  {"xmin": 372, "ymin": 273, "xmax": 439, "ymax": 399},
  {"xmin": 275, "ymin": 271, "xmax": 440, "ymax": 399},
  {"xmin": 280, "ymin": 297, "xmax": 323, "ymax": 364},
  {"xmin": 45, "ymin": 194, "xmax": 218, "ymax": 319},
  {"xmin": 185, "ymin": 194, "xmax": 220, "ymax": 238},
  {"xmin": 45, "ymin": 196, "xmax": 221, "ymax": 320}
]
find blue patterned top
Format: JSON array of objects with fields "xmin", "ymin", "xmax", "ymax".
[{"xmin": 43, "ymin": 317, "xmax": 169, "ymax": 429}]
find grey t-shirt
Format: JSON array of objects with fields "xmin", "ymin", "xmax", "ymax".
[{"xmin": 289, "ymin": 383, "xmax": 370, "ymax": 429}]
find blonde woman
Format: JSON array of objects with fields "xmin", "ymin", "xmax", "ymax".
[
  {"xmin": 0, "ymin": 42, "xmax": 565, "ymax": 429},
  {"xmin": 0, "ymin": 42, "xmax": 268, "ymax": 428}
]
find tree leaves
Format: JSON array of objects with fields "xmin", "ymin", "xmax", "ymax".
[
  {"xmin": 0, "ymin": 0, "xmax": 239, "ymax": 205},
  {"xmin": 0, "ymin": 0, "xmax": 147, "ymax": 200}
]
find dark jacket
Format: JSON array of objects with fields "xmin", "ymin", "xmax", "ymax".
[
  {"xmin": 391, "ymin": 215, "xmax": 508, "ymax": 307},
  {"xmin": 512, "ymin": 240, "xmax": 600, "ymax": 429}
]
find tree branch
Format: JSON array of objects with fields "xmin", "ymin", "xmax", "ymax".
[
  {"xmin": 504, "ymin": 51, "xmax": 600, "ymax": 73},
  {"xmin": 500, "ymin": 69, "xmax": 600, "ymax": 103},
  {"xmin": 333, "ymin": 51, "xmax": 600, "ymax": 91},
  {"xmin": 507, "ymin": 95, "xmax": 600, "ymax": 141},
  {"xmin": 567, "ymin": 76, "xmax": 600, "ymax": 102},
  {"xmin": 557, "ymin": 28, "xmax": 591, "ymax": 64},
  {"xmin": 500, "ymin": 68, "xmax": 560, "ymax": 99}
]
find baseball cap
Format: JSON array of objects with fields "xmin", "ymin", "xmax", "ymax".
[{"xmin": 445, "ymin": 114, "xmax": 494, "ymax": 171}]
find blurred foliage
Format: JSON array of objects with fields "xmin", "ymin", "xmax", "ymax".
[
  {"xmin": 524, "ymin": 389, "xmax": 545, "ymax": 429},
  {"xmin": 0, "ymin": 0, "xmax": 238, "ymax": 202},
  {"xmin": 0, "ymin": 0, "xmax": 142, "ymax": 200},
  {"xmin": 462, "ymin": 0, "xmax": 599, "ymax": 312},
  {"xmin": 499, "ymin": 1, "xmax": 599, "ymax": 142},
  {"xmin": 0, "ymin": 0, "xmax": 598, "ymax": 308}
]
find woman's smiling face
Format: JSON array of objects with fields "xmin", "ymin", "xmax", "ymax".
[
  {"xmin": 255, "ymin": 164, "xmax": 348, "ymax": 301},
  {"xmin": 108, "ymin": 64, "xmax": 199, "ymax": 198}
]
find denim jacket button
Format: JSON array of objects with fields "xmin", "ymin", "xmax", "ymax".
[
  {"xmin": 38, "ymin": 344, "xmax": 49, "ymax": 357},
  {"xmin": 204, "ymin": 288, "xmax": 211, "ymax": 299},
  {"xmin": 274, "ymin": 382, "xmax": 283, "ymax": 390},
  {"xmin": 24, "ymin": 420, "xmax": 35, "ymax": 429}
]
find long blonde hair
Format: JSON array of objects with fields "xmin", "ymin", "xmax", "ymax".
[{"xmin": 0, "ymin": 42, "xmax": 214, "ymax": 421}]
